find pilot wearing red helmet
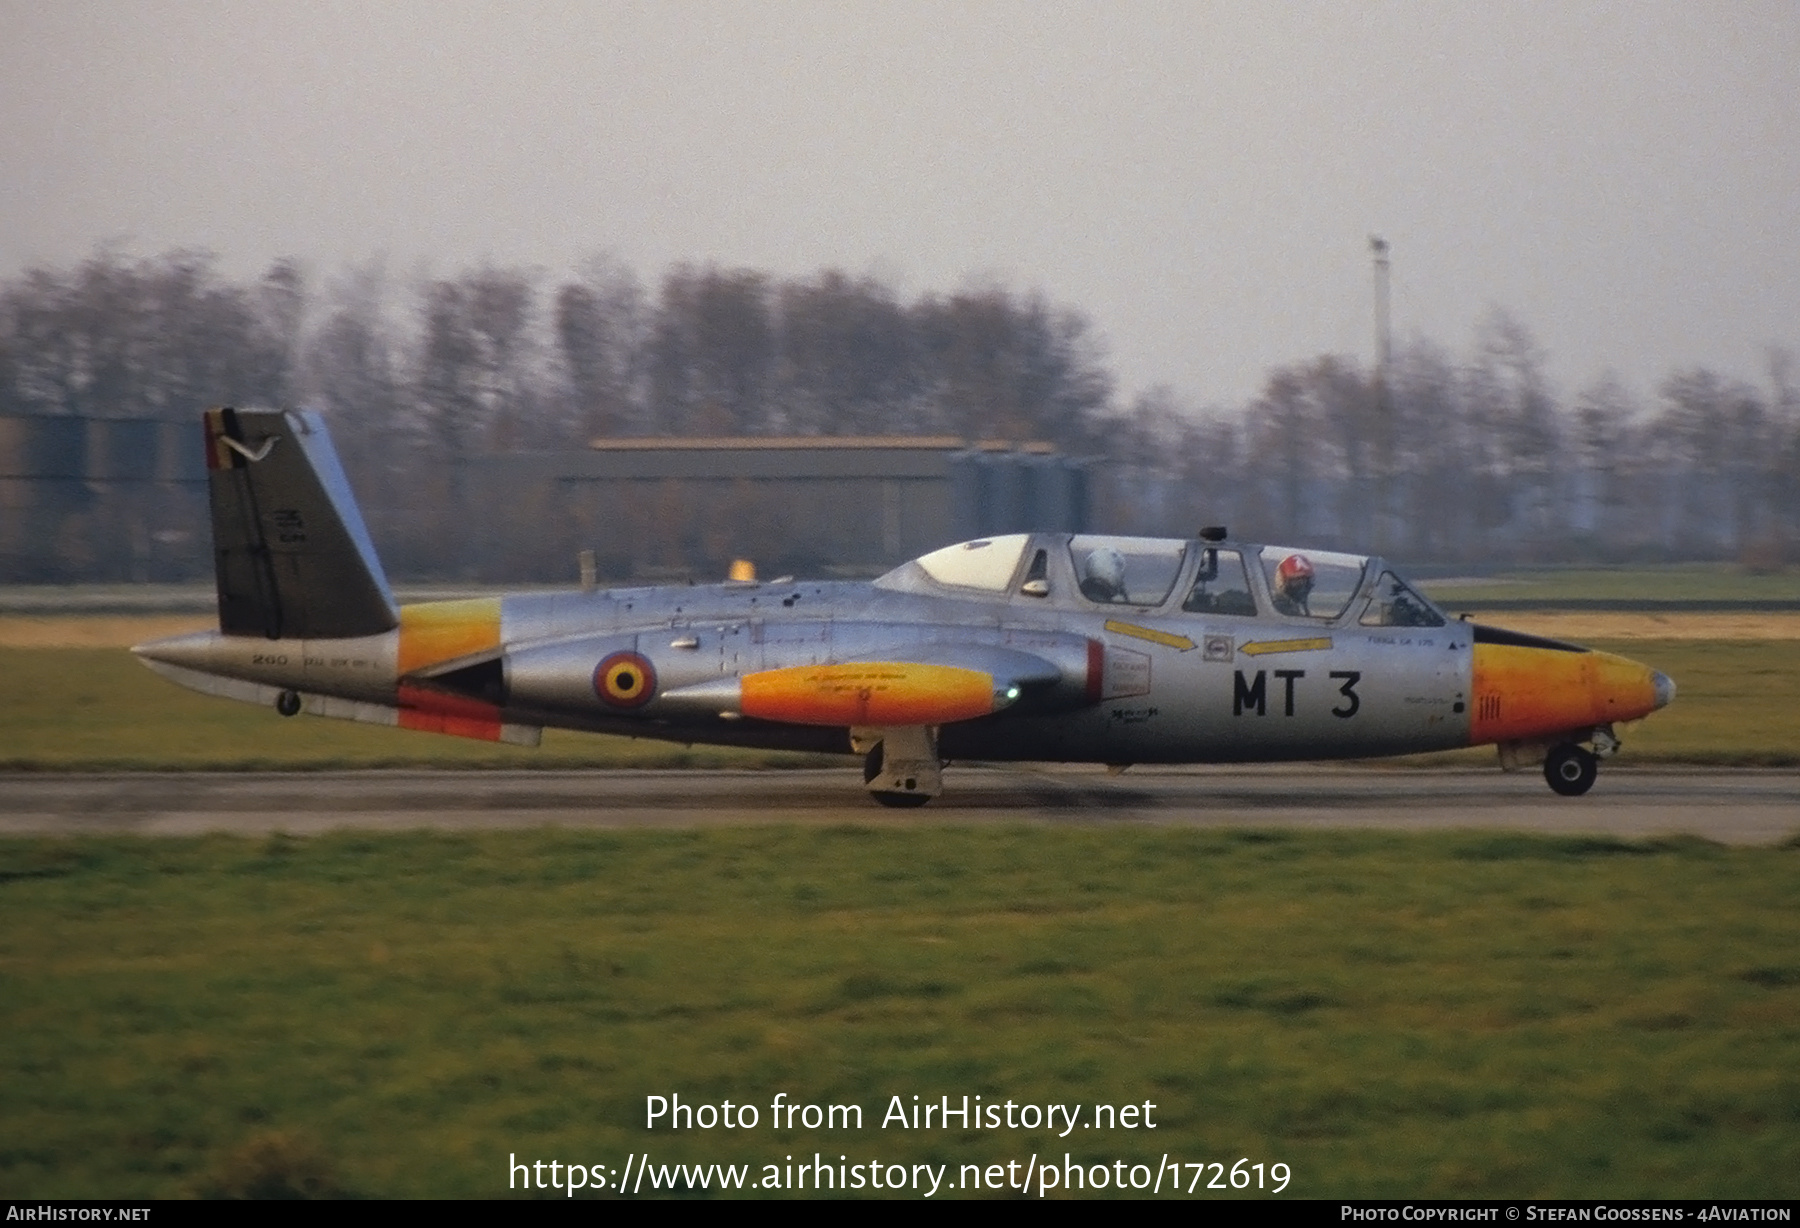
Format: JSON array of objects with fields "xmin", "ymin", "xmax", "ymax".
[{"xmin": 1272, "ymin": 553, "xmax": 1315, "ymax": 616}]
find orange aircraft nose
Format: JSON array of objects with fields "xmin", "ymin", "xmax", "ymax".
[{"xmin": 1469, "ymin": 628, "xmax": 1673, "ymax": 746}]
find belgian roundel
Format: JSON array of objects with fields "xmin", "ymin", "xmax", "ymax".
[{"xmin": 594, "ymin": 651, "xmax": 656, "ymax": 709}]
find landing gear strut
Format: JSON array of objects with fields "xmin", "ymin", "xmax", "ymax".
[
  {"xmin": 856, "ymin": 725, "xmax": 941, "ymax": 808},
  {"xmin": 864, "ymin": 746, "xmax": 931, "ymax": 808},
  {"xmin": 1543, "ymin": 743, "xmax": 1598, "ymax": 797}
]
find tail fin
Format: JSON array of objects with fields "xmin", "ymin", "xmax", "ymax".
[{"xmin": 204, "ymin": 407, "xmax": 398, "ymax": 639}]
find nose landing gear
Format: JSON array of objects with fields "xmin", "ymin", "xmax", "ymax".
[
  {"xmin": 1543, "ymin": 743, "xmax": 1599, "ymax": 796},
  {"xmin": 1502, "ymin": 724, "xmax": 1618, "ymax": 796}
]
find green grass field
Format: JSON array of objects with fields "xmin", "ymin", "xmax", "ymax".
[
  {"xmin": 1, "ymin": 639, "xmax": 1793, "ymax": 769},
  {"xmin": 1603, "ymin": 639, "xmax": 1800, "ymax": 764},
  {"xmin": 4, "ymin": 634, "xmax": 1797, "ymax": 1199},
  {"xmin": 4, "ymin": 565, "xmax": 1796, "ymax": 614},
  {"xmin": 2, "ymin": 827, "xmax": 1797, "ymax": 1198},
  {"xmin": 1418, "ymin": 564, "xmax": 1800, "ymax": 606}
]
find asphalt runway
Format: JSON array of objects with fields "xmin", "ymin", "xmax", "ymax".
[{"xmin": 2, "ymin": 765, "xmax": 1797, "ymax": 845}]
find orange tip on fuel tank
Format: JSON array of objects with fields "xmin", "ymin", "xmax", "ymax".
[{"xmin": 741, "ymin": 662, "xmax": 999, "ymax": 726}]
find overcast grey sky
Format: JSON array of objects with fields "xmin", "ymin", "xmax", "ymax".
[{"xmin": 2, "ymin": 1, "xmax": 1795, "ymax": 409}]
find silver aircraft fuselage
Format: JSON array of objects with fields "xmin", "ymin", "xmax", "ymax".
[{"xmin": 136, "ymin": 410, "xmax": 1674, "ymax": 805}]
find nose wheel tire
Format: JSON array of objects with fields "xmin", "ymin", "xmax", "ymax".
[{"xmin": 1543, "ymin": 743, "xmax": 1598, "ymax": 796}]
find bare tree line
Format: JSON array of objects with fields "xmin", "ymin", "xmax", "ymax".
[
  {"xmin": 1, "ymin": 246, "xmax": 1795, "ymax": 580},
  {"xmin": 1106, "ymin": 312, "xmax": 1800, "ymax": 565},
  {"xmin": 0, "ymin": 248, "xmax": 1111, "ymax": 439}
]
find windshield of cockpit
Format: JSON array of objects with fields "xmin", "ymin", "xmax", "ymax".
[
  {"xmin": 1258, "ymin": 547, "xmax": 1448, "ymax": 626},
  {"xmin": 1358, "ymin": 570, "xmax": 1447, "ymax": 627}
]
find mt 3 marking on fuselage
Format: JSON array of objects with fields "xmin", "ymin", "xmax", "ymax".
[{"xmin": 135, "ymin": 409, "xmax": 1675, "ymax": 805}]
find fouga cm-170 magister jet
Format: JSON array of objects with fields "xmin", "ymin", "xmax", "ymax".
[{"xmin": 135, "ymin": 409, "xmax": 1677, "ymax": 806}]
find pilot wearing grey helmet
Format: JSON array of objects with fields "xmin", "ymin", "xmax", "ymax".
[{"xmin": 1080, "ymin": 546, "xmax": 1127, "ymax": 602}]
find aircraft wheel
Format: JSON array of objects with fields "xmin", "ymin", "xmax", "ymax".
[
  {"xmin": 276, "ymin": 689, "xmax": 302, "ymax": 717},
  {"xmin": 1543, "ymin": 743, "xmax": 1597, "ymax": 796}
]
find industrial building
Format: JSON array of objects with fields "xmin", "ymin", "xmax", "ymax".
[
  {"xmin": 465, "ymin": 435, "xmax": 1092, "ymax": 582},
  {"xmin": 0, "ymin": 414, "xmax": 208, "ymax": 582},
  {"xmin": 1, "ymin": 413, "xmax": 1092, "ymax": 584}
]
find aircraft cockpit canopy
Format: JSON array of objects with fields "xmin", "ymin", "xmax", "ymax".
[
  {"xmin": 883, "ymin": 533, "xmax": 1448, "ymax": 627},
  {"xmin": 1359, "ymin": 569, "xmax": 1448, "ymax": 628},
  {"xmin": 1067, "ymin": 535, "xmax": 1188, "ymax": 606},
  {"xmin": 909, "ymin": 534, "xmax": 1032, "ymax": 591},
  {"xmin": 1258, "ymin": 547, "xmax": 1366, "ymax": 620}
]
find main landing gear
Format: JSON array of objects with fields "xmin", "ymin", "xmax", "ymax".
[
  {"xmin": 863, "ymin": 747, "xmax": 932, "ymax": 808},
  {"xmin": 854, "ymin": 726, "xmax": 942, "ymax": 808}
]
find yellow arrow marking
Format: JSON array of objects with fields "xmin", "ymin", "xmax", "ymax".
[
  {"xmin": 1103, "ymin": 620, "xmax": 1196, "ymax": 651},
  {"xmin": 1240, "ymin": 637, "xmax": 1333, "ymax": 657}
]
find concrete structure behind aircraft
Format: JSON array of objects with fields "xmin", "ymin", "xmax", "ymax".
[{"xmin": 136, "ymin": 409, "xmax": 1676, "ymax": 805}]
